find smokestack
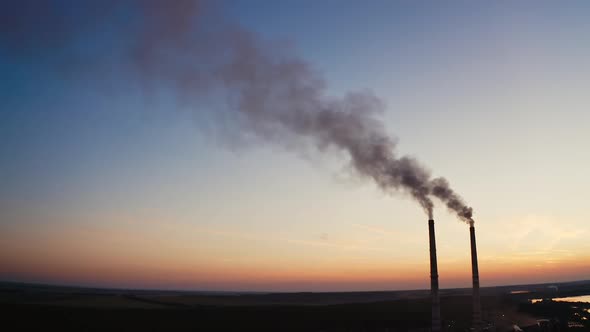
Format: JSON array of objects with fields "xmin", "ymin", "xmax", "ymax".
[
  {"xmin": 470, "ymin": 224, "xmax": 482, "ymax": 332},
  {"xmin": 428, "ymin": 219, "xmax": 441, "ymax": 332}
]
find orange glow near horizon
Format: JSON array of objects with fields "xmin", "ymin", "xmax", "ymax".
[
  {"xmin": 3, "ymin": 251, "xmax": 590, "ymax": 292},
  {"xmin": 2, "ymin": 214, "xmax": 589, "ymax": 292}
]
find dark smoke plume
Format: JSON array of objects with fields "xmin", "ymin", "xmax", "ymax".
[
  {"xmin": 430, "ymin": 177, "xmax": 474, "ymax": 224},
  {"xmin": 0, "ymin": 0, "xmax": 473, "ymax": 222}
]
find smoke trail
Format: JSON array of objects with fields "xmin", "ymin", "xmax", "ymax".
[
  {"xmin": 430, "ymin": 177, "xmax": 474, "ymax": 224},
  {"xmin": 0, "ymin": 0, "xmax": 474, "ymax": 222}
]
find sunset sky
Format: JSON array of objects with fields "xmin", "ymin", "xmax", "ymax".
[{"xmin": 1, "ymin": 1, "xmax": 590, "ymax": 292}]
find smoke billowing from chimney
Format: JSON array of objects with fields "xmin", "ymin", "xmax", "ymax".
[
  {"xmin": 0, "ymin": 0, "xmax": 473, "ymax": 221},
  {"xmin": 430, "ymin": 177, "xmax": 474, "ymax": 224}
]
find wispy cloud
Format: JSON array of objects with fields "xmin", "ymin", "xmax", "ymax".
[
  {"xmin": 351, "ymin": 223, "xmax": 422, "ymax": 245},
  {"xmin": 284, "ymin": 238, "xmax": 390, "ymax": 252},
  {"xmin": 507, "ymin": 215, "xmax": 586, "ymax": 251},
  {"xmin": 143, "ymin": 218, "xmax": 394, "ymax": 253}
]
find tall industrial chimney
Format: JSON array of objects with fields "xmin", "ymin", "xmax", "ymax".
[
  {"xmin": 428, "ymin": 219, "xmax": 441, "ymax": 332},
  {"xmin": 470, "ymin": 224, "xmax": 482, "ymax": 332}
]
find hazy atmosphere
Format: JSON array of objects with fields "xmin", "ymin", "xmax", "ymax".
[{"xmin": 2, "ymin": 0, "xmax": 590, "ymax": 293}]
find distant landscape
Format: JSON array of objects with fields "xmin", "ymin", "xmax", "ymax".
[{"xmin": 2, "ymin": 280, "xmax": 589, "ymax": 331}]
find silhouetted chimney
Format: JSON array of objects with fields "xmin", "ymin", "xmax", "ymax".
[
  {"xmin": 429, "ymin": 219, "xmax": 441, "ymax": 332},
  {"xmin": 470, "ymin": 224, "xmax": 482, "ymax": 332}
]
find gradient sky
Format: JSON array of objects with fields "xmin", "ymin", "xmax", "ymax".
[{"xmin": 1, "ymin": 0, "xmax": 590, "ymax": 292}]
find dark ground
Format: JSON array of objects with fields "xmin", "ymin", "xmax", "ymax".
[{"xmin": 1, "ymin": 280, "xmax": 589, "ymax": 332}]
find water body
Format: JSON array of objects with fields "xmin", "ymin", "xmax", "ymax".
[{"xmin": 531, "ymin": 295, "xmax": 590, "ymax": 304}]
